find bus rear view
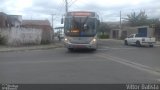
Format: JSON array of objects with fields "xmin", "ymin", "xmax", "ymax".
[{"xmin": 62, "ymin": 11, "xmax": 99, "ymax": 51}]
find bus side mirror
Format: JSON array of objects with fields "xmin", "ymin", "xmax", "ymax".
[
  {"xmin": 61, "ymin": 18, "xmax": 63, "ymax": 24},
  {"xmin": 97, "ymin": 20, "xmax": 100, "ymax": 26}
]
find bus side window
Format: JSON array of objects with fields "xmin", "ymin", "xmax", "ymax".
[
  {"xmin": 61, "ymin": 18, "xmax": 63, "ymax": 24},
  {"xmin": 97, "ymin": 20, "xmax": 100, "ymax": 26}
]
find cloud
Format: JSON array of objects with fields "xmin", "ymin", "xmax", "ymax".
[{"xmin": 0, "ymin": 0, "xmax": 160, "ymax": 27}]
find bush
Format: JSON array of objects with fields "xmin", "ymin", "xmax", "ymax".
[
  {"xmin": 98, "ymin": 34, "xmax": 109, "ymax": 39},
  {"xmin": 41, "ymin": 40, "xmax": 51, "ymax": 44},
  {"xmin": 0, "ymin": 34, "xmax": 6, "ymax": 45}
]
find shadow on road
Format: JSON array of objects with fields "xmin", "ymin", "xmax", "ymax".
[
  {"xmin": 67, "ymin": 49, "xmax": 97, "ymax": 54},
  {"xmin": 126, "ymin": 45, "xmax": 156, "ymax": 48}
]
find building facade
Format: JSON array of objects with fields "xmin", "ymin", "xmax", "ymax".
[
  {"xmin": 7, "ymin": 15, "xmax": 22, "ymax": 27},
  {"xmin": 0, "ymin": 12, "xmax": 9, "ymax": 28},
  {"xmin": 21, "ymin": 20, "xmax": 53, "ymax": 43},
  {"xmin": 0, "ymin": 12, "xmax": 22, "ymax": 28},
  {"xmin": 110, "ymin": 26, "xmax": 155, "ymax": 39}
]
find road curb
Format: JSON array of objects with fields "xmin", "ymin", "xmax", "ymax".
[
  {"xmin": 0, "ymin": 44, "xmax": 64, "ymax": 52},
  {"xmin": 99, "ymin": 39, "xmax": 160, "ymax": 45}
]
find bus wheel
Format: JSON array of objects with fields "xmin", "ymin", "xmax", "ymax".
[
  {"xmin": 92, "ymin": 48, "xmax": 97, "ymax": 51},
  {"xmin": 149, "ymin": 45, "xmax": 153, "ymax": 47},
  {"xmin": 68, "ymin": 48, "xmax": 74, "ymax": 52}
]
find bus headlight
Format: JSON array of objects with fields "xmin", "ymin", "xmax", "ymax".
[
  {"xmin": 64, "ymin": 38, "xmax": 68, "ymax": 41},
  {"xmin": 93, "ymin": 38, "xmax": 96, "ymax": 42},
  {"xmin": 90, "ymin": 38, "xmax": 97, "ymax": 44},
  {"xmin": 64, "ymin": 37, "xmax": 70, "ymax": 44}
]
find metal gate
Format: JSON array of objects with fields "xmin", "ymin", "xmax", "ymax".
[
  {"xmin": 112, "ymin": 30, "xmax": 119, "ymax": 39},
  {"xmin": 138, "ymin": 27, "xmax": 147, "ymax": 37}
]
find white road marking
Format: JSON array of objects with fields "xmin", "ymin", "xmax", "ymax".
[
  {"xmin": 110, "ymin": 48, "xmax": 137, "ymax": 50},
  {"xmin": 157, "ymin": 79, "xmax": 160, "ymax": 82},
  {"xmin": 96, "ymin": 53, "xmax": 160, "ymax": 76},
  {"xmin": 98, "ymin": 47, "xmax": 137, "ymax": 51},
  {"xmin": 97, "ymin": 49, "xmax": 109, "ymax": 51},
  {"xmin": 155, "ymin": 45, "xmax": 160, "ymax": 47},
  {"xmin": 0, "ymin": 56, "xmax": 92, "ymax": 65}
]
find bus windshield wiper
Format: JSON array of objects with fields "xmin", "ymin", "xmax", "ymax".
[{"xmin": 83, "ymin": 16, "xmax": 89, "ymax": 26}]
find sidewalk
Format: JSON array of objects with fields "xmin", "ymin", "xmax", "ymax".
[{"xmin": 0, "ymin": 42, "xmax": 64, "ymax": 52}]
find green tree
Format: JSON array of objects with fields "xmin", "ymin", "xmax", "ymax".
[
  {"xmin": 97, "ymin": 22, "xmax": 111, "ymax": 39},
  {"xmin": 125, "ymin": 10, "xmax": 148, "ymax": 26},
  {"xmin": 98, "ymin": 22, "xmax": 110, "ymax": 35},
  {"xmin": 0, "ymin": 33, "xmax": 6, "ymax": 45},
  {"xmin": 148, "ymin": 18, "xmax": 160, "ymax": 28}
]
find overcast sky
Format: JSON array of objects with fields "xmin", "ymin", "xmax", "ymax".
[{"xmin": 0, "ymin": 0, "xmax": 160, "ymax": 27}]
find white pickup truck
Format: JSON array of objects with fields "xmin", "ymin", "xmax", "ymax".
[{"xmin": 124, "ymin": 34, "xmax": 156, "ymax": 47}]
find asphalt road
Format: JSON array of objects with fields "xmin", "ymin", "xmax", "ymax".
[{"xmin": 0, "ymin": 39, "xmax": 160, "ymax": 84}]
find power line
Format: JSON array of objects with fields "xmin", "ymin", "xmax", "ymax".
[
  {"xmin": 51, "ymin": 14, "xmax": 56, "ymax": 28},
  {"xmin": 64, "ymin": 0, "xmax": 78, "ymax": 13},
  {"xmin": 68, "ymin": 0, "xmax": 78, "ymax": 7},
  {"xmin": 48, "ymin": 0, "xmax": 65, "ymax": 25},
  {"xmin": 65, "ymin": 0, "xmax": 68, "ymax": 13},
  {"xmin": 53, "ymin": 0, "xmax": 65, "ymax": 21}
]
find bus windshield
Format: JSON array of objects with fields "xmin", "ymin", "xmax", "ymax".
[{"xmin": 64, "ymin": 17, "xmax": 96, "ymax": 37}]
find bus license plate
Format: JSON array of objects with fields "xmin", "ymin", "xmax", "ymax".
[{"xmin": 75, "ymin": 45, "xmax": 84, "ymax": 48}]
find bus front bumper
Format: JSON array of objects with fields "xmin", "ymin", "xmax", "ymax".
[{"xmin": 64, "ymin": 43, "xmax": 97, "ymax": 49}]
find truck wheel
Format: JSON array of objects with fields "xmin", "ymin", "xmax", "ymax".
[
  {"xmin": 92, "ymin": 48, "xmax": 97, "ymax": 51},
  {"xmin": 124, "ymin": 40, "xmax": 128, "ymax": 45},
  {"xmin": 136, "ymin": 41, "xmax": 141, "ymax": 47},
  {"xmin": 149, "ymin": 45, "xmax": 153, "ymax": 47}
]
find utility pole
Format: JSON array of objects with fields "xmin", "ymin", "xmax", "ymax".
[
  {"xmin": 120, "ymin": 11, "xmax": 122, "ymax": 30},
  {"xmin": 51, "ymin": 14, "xmax": 55, "ymax": 41},
  {"xmin": 119, "ymin": 11, "xmax": 122, "ymax": 39},
  {"xmin": 51, "ymin": 14, "xmax": 56, "ymax": 29},
  {"xmin": 65, "ymin": 0, "xmax": 68, "ymax": 14},
  {"xmin": 51, "ymin": 14, "xmax": 54, "ymax": 29}
]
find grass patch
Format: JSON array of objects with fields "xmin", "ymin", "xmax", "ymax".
[
  {"xmin": 98, "ymin": 34, "xmax": 109, "ymax": 39},
  {"xmin": 0, "ymin": 34, "xmax": 6, "ymax": 45}
]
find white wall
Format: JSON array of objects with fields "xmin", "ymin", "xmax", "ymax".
[
  {"xmin": 0, "ymin": 28, "xmax": 42, "ymax": 46},
  {"xmin": 122, "ymin": 26, "xmax": 154, "ymax": 37}
]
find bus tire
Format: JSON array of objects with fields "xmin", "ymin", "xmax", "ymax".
[
  {"xmin": 149, "ymin": 45, "xmax": 153, "ymax": 47},
  {"xmin": 68, "ymin": 48, "xmax": 74, "ymax": 52},
  {"xmin": 92, "ymin": 48, "xmax": 97, "ymax": 51}
]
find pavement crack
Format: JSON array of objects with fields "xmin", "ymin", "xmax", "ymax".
[{"xmin": 157, "ymin": 79, "xmax": 160, "ymax": 82}]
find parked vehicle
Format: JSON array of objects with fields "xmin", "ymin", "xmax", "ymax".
[{"xmin": 124, "ymin": 34, "xmax": 156, "ymax": 47}]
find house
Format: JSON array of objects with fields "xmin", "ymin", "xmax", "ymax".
[
  {"xmin": 110, "ymin": 26, "xmax": 155, "ymax": 39},
  {"xmin": 7, "ymin": 15, "xmax": 22, "ymax": 27},
  {"xmin": 107, "ymin": 21, "xmax": 155, "ymax": 39},
  {"xmin": 121, "ymin": 26, "xmax": 154, "ymax": 38},
  {"xmin": 21, "ymin": 20, "xmax": 53, "ymax": 43},
  {"xmin": 110, "ymin": 29, "xmax": 121, "ymax": 39},
  {"xmin": 0, "ymin": 12, "xmax": 9, "ymax": 28},
  {"xmin": 104, "ymin": 22, "xmax": 121, "ymax": 39},
  {"xmin": 0, "ymin": 12, "xmax": 22, "ymax": 28},
  {"xmin": 107, "ymin": 22, "xmax": 120, "ymax": 29}
]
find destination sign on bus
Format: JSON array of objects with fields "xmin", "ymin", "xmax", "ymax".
[
  {"xmin": 69, "ymin": 12, "xmax": 93, "ymax": 16},
  {"xmin": 71, "ymin": 29, "xmax": 79, "ymax": 33}
]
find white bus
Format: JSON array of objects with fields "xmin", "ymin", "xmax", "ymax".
[{"xmin": 62, "ymin": 11, "xmax": 100, "ymax": 51}]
